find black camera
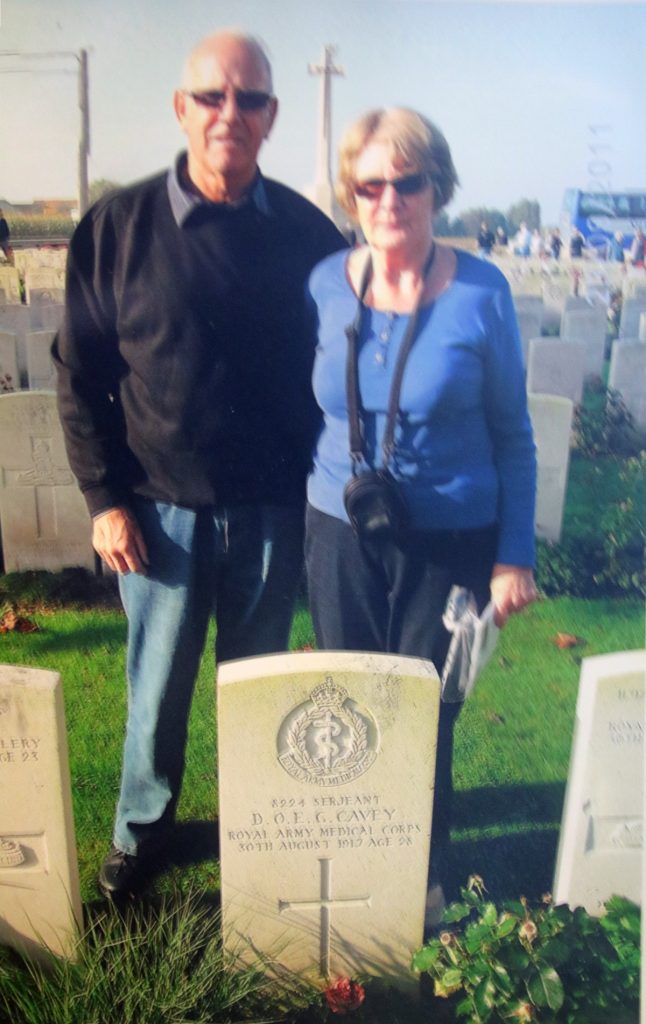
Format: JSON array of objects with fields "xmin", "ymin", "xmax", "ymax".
[{"xmin": 343, "ymin": 469, "xmax": 408, "ymax": 539}]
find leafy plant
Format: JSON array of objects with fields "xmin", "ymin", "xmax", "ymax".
[
  {"xmin": 412, "ymin": 876, "xmax": 640, "ymax": 1022},
  {"xmin": 573, "ymin": 387, "xmax": 644, "ymax": 459},
  {"xmin": 594, "ymin": 452, "xmax": 646, "ymax": 595}
]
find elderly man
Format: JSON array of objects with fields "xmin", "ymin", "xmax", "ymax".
[{"xmin": 54, "ymin": 30, "xmax": 346, "ymax": 897}]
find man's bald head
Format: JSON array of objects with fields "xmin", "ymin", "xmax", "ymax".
[{"xmin": 181, "ymin": 31, "xmax": 273, "ymax": 93}]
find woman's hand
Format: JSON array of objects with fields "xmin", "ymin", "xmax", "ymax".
[{"xmin": 490, "ymin": 564, "xmax": 538, "ymax": 628}]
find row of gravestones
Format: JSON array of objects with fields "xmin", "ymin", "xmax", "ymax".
[
  {"xmin": 1, "ymin": 647, "xmax": 642, "ymax": 986},
  {"xmin": 0, "ymin": 389, "xmax": 583, "ymax": 575}
]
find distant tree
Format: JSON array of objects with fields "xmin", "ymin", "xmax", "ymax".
[
  {"xmin": 458, "ymin": 207, "xmax": 508, "ymax": 239},
  {"xmin": 89, "ymin": 179, "xmax": 122, "ymax": 205},
  {"xmin": 448, "ymin": 216, "xmax": 467, "ymax": 237},
  {"xmin": 433, "ymin": 210, "xmax": 452, "ymax": 236},
  {"xmin": 506, "ymin": 198, "xmax": 541, "ymax": 235}
]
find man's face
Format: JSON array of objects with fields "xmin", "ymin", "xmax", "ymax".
[{"xmin": 174, "ymin": 36, "xmax": 278, "ymax": 200}]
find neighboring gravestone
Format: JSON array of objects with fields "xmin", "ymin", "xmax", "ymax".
[
  {"xmin": 25, "ymin": 330, "xmax": 57, "ymax": 390},
  {"xmin": 0, "ymin": 331, "xmax": 19, "ymax": 393},
  {"xmin": 527, "ymin": 337, "xmax": 585, "ymax": 406},
  {"xmin": 553, "ymin": 650, "xmax": 645, "ymax": 915},
  {"xmin": 608, "ymin": 341, "xmax": 646, "ymax": 433},
  {"xmin": 619, "ymin": 298, "xmax": 646, "ymax": 339},
  {"xmin": 528, "ymin": 393, "xmax": 573, "ymax": 543},
  {"xmin": 218, "ymin": 650, "xmax": 439, "ymax": 988},
  {"xmin": 24, "ymin": 267, "xmax": 65, "ymax": 303},
  {"xmin": 515, "ymin": 308, "xmax": 543, "ymax": 366},
  {"xmin": 639, "ymin": 313, "xmax": 646, "ymax": 342},
  {"xmin": 0, "ymin": 664, "xmax": 83, "ymax": 959},
  {"xmin": 28, "ymin": 287, "xmax": 65, "ymax": 309},
  {"xmin": 0, "ymin": 391, "xmax": 95, "ymax": 571},
  {"xmin": 31, "ymin": 302, "xmax": 65, "ymax": 333},
  {"xmin": 560, "ymin": 308, "xmax": 607, "ymax": 377},
  {"xmin": 0, "ymin": 304, "xmax": 31, "ymax": 385},
  {"xmin": 0, "ymin": 266, "xmax": 22, "ymax": 304}
]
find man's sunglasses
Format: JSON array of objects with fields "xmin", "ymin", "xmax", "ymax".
[
  {"xmin": 183, "ymin": 89, "xmax": 273, "ymax": 112},
  {"xmin": 354, "ymin": 173, "xmax": 430, "ymax": 200}
]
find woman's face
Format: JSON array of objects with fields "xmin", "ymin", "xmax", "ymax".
[{"xmin": 352, "ymin": 140, "xmax": 434, "ymax": 254}]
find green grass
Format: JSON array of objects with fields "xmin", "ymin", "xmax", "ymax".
[{"xmin": 0, "ymin": 588, "xmax": 642, "ymax": 906}]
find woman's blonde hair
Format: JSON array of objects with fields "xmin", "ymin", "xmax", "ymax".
[{"xmin": 336, "ymin": 107, "xmax": 459, "ymax": 221}]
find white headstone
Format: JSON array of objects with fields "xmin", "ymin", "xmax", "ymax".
[
  {"xmin": 0, "ymin": 331, "xmax": 19, "ymax": 393},
  {"xmin": 639, "ymin": 313, "xmax": 646, "ymax": 342},
  {"xmin": 0, "ymin": 663, "xmax": 82, "ymax": 959},
  {"xmin": 553, "ymin": 650, "xmax": 645, "ymax": 915},
  {"xmin": 25, "ymin": 330, "xmax": 57, "ymax": 391},
  {"xmin": 0, "ymin": 266, "xmax": 22, "ymax": 304},
  {"xmin": 528, "ymin": 393, "xmax": 573, "ymax": 543},
  {"xmin": 218, "ymin": 650, "xmax": 439, "ymax": 988},
  {"xmin": 0, "ymin": 304, "xmax": 31, "ymax": 385},
  {"xmin": 527, "ymin": 337, "xmax": 585, "ymax": 406},
  {"xmin": 619, "ymin": 299, "xmax": 646, "ymax": 340},
  {"xmin": 608, "ymin": 341, "xmax": 646, "ymax": 432},
  {"xmin": 515, "ymin": 309, "xmax": 543, "ymax": 366},
  {"xmin": 28, "ymin": 287, "xmax": 65, "ymax": 309},
  {"xmin": 0, "ymin": 391, "xmax": 95, "ymax": 571},
  {"xmin": 560, "ymin": 309, "xmax": 607, "ymax": 377},
  {"xmin": 31, "ymin": 302, "xmax": 65, "ymax": 333},
  {"xmin": 24, "ymin": 267, "xmax": 65, "ymax": 303}
]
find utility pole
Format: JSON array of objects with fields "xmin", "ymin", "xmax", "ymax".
[
  {"xmin": 78, "ymin": 49, "xmax": 90, "ymax": 216},
  {"xmin": 305, "ymin": 45, "xmax": 343, "ymax": 223},
  {"xmin": 0, "ymin": 49, "xmax": 90, "ymax": 216}
]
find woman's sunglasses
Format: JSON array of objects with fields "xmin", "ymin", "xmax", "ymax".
[{"xmin": 353, "ymin": 173, "xmax": 430, "ymax": 200}]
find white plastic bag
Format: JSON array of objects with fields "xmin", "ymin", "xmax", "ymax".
[{"xmin": 440, "ymin": 587, "xmax": 500, "ymax": 703}]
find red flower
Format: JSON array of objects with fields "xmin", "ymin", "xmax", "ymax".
[{"xmin": 324, "ymin": 977, "xmax": 366, "ymax": 1015}]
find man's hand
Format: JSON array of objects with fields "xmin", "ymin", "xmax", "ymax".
[
  {"xmin": 92, "ymin": 507, "xmax": 149, "ymax": 575},
  {"xmin": 490, "ymin": 564, "xmax": 538, "ymax": 628}
]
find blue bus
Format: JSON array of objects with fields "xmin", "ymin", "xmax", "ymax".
[{"xmin": 561, "ymin": 189, "xmax": 646, "ymax": 254}]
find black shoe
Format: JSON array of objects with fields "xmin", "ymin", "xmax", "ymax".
[{"xmin": 98, "ymin": 846, "xmax": 144, "ymax": 899}]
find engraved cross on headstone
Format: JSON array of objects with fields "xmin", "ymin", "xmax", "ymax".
[
  {"xmin": 278, "ymin": 857, "xmax": 370, "ymax": 976},
  {"xmin": 4, "ymin": 436, "xmax": 74, "ymax": 540}
]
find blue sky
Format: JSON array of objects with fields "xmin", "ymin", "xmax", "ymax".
[{"xmin": 1, "ymin": 0, "xmax": 644, "ymax": 224}]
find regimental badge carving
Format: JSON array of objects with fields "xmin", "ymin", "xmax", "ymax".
[
  {"xmin": 609, "ymin": 818, "xmax": 642, "ymax": 849},
  {"xmin": 277, "ymin": 676, "xmax": 379, "ymax": 786},
  {"xmin": 0, "ymin": 838, "xmax": 25, "ymax": 868}
]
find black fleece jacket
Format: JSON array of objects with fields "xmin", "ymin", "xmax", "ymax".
[{"xmin": 53, "ymin": 169, "xmax": 346, "ymax": 516}]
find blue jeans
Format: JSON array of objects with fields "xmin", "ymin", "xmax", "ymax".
[{"xmin": 114, "ymin": 497, "xmax": 304, "ymax": 854}]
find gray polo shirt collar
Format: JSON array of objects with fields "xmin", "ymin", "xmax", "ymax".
[{"xmin": 167, "ymin": 152, "xmax": 272, "ymax": 226}]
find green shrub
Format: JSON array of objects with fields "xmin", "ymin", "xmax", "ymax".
[
  {"xmin": 9, "ymin": 215, "xmax": 74, "ymax": 240},
  {"xmin": 595, "ymin": 453, "xmax": 646, "ymax": 595},
  {"xmin": 412, "ymin": 876, "xmax": 640, "ymax": 1023},
  {"xmin": 573, "ymin": 387, "xmax": 644, "ymax": 459},
  {"xmin": 535, "ymin": 537, "xmax": 603, "ymax": 597}
]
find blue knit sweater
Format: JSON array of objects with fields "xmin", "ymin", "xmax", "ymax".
[{"xmin": 306, "ymin": 248, "xmax": 537, "ymax": 567}]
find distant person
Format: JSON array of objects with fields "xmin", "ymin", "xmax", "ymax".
[
  {"xmin": 495, "ymin": 225, "xmax": 508, "ymax": 249},
  {"xmin": 549, "ymin": 228, "xmax": 562, "ymax": 261},
  {"xmin": 569, "ymin": 227, "xmax": 585, "ymax": 259},
  {"xmin": 629, "ymin": 228, "xmax": 645, "ymax": 266},
  {"xmin": 477, "ymin": 220, "xmax": 495, "ymax": 257},
  {"xmin": 54, "ymin": 30, "xmax": 346, "ymax": 899},
  {"xmin": 304, "ymin": 106, "xmax": 537, "ymax": 920},
  {"xmin": 530, "ymin": 228, "xmax": 546, "ymax": 258},
  {"xmin": 512, "ymin": 221, "xmax": 531, "ymax": 256},
  {"xmin": 0, "ymin": 210, "xmax": 13, "ymax": 263},
  {"xmin": 609, "ymin": 231, "xmax": 625, "ymax": 262}
]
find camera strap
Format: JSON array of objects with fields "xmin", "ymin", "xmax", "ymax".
[{"xmin": 344, "ymin": 243, "xmax": 437, "ymax": 471}]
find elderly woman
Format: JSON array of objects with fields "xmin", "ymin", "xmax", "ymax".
[{"xmin": 304, "ymin": 107, "xmax": 537, "ymax": 910}]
